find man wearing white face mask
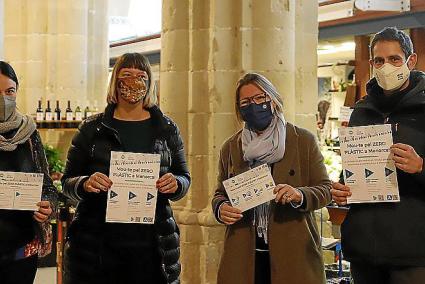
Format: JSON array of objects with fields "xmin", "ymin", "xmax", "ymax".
[{"xmin": 331, "ymin": 27, "xmax": 425, "ymax": 283}]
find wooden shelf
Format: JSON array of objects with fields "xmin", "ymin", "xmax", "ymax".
[
  {"xmin": 36, "ymin": 121, "xmax": 81, "ymax": 130},
  {"xmin": 38, "ymin": 128, "xmax": 77, "ymax": 131}
]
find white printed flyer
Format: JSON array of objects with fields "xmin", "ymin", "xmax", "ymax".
[
  {"xmin": 0, "ymin": 171, "xmax": 43, "ymax": 210},
  {"xmin": 106, "ymin": 151, "xmax": 161, "ymax": 224},
  {"xmin": 339, "ymin": 124, "xmax": 400, "ymax": 203},
  {"xmin": 223, "ymin": 164, "xmax": 275, "ymax": 212}
]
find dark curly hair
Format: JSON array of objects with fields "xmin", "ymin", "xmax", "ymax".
[{"xmin": 370, "ymin": 27, "xmax": 414, "ymax": 59}]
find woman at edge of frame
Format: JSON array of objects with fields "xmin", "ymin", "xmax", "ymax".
[{"xmin": 0, "ymin": 61, "xmax": 57, "ymax": 284}]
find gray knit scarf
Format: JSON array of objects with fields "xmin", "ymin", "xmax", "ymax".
[
  {"xmin": 241, "ymin": 113, "xmax": 286, "ymax": 244},
  {"xmin": 0, "ymin": 110, "xmax": 36, "ymax": 151}
]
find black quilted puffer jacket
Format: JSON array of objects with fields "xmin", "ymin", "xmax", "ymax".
[{"xmin": 61, "ymin": 104, "xmax": 190, "ymax": 284}]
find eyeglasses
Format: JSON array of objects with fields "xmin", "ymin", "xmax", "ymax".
[{"xmin": 239, "ymin": 93, "xmax": 269, "ymax": 108}]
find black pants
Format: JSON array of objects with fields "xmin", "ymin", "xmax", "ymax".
[
  {"xmin": 255, "ymin": 250, "xmax": 271, "ymax": 284},
  {"xmin": 63, "ymin": 240, "xmax": 166, "ymax": 284},
  {"xmin": 351, "ymin": 261, "xmax": 425, "ymax": 284},
  {"xmin": 255, "ymin": 234, "xmax": 271, "ymax": 284},
  {"xmin": 0, "ymin": 255, "xmax": 38, "ymax": 284}
]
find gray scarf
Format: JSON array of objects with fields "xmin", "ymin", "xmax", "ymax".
[
  {"xmin": 0, "ymin": 110, "xmax": 36, "ymax": 151},
  {"xmin": 241, "ymin": 113, "xmax": 286, "ymax": 244}
]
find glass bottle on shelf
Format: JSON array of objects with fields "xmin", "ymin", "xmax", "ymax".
[
  {"xmin": 45, "ymin": 100, "xmax": 53, "ymax": 127},
  {"xmin": 55, "ymin": 100, "xmax": 61, "ymax": 121},
  {"xmin": 75, "ymin": 100, "xmax": 83, "ymax": 122},
  {"xmin": 36, "ymin": 100, "xmax": 43, "ymax": 128},
  {"xmin": 54, "ymin": 100, "xmax": 61, "ymax": 128},
  {"xmin": 36, "ymin": 100, "xmax": 43, "ymax": 122},
  {"xmin": 66, "ymin": 100, "xmax": 73, "ymax": 121},
  {"xmin": 84, "ymin": 101, "xmax": 92, "ymax": 119},
  {"xmin": 66, "ymin": 100, "xmax": 74, "ymax": 128}
]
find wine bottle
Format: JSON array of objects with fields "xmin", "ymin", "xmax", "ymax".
[
  {"xmin": 75, "ymin": 100, "xmax": 83, "ymax": 121},
  {"xmin": 36, "ymin": 100, "xmax": 43, "ymax": 122},
  {"xmin": 45, "ymin": 100, "xmax": 53, "ymax": 122},
  {"xmin": 55, "ymin": 100, "xmax": 61, "ymax": 121},
  {"xmin": 66, "ymin": 100, "xmax": 73, "ymax": 121},
  {"xmin": 84, "ymin": 102, "xmax": 92, "ymax": 119}
]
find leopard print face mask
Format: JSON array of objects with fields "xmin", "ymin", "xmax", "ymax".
[{"xmin": 117, "ymin": 76, "xmax": 148, "ymax": 104}]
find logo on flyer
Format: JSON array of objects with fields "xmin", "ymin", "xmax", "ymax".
[
  {"xmin": 254, "ymin": 188, "xmax": 263, "ymax": 196},
  {"xmin": 143, "ymin": 217, "xmax": 153, "ymax": 223},
  {"xmin": 242, "ymin": 191, "xmax": 252, "ymax": 200}
]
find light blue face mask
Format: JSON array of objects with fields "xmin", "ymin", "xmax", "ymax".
[{"xmin": 0, "ymin": 95, "xmax": 16, "ymax": 122}]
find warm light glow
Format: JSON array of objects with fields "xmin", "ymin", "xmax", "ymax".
[{"xmin": 317, "ymin": 41, "xmax": 356, "ymax": 55}]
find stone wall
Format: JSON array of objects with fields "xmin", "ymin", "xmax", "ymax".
[{"xmin": 3, "ymin": 0, "xmax": 109, "ymax": 116}]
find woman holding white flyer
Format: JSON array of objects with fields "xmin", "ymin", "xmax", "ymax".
[
  {"xmin": 212, "ymin": 73, "xmax": 332, "ymax": 284},
  {"xmin": 0, "ymin": 61, "xmax": 57, "ymax": 284},
  {"xmin": 61, "ymin": 53, "xmax": 190, "ymax": 284}
]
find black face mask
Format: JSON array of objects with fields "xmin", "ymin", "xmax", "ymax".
[{"xmin": 239, "ymin": 101, "xmax": 273, "ymax": 131}]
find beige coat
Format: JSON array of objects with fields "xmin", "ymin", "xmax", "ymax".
[{"xmin": 212, "ymin": 123, "xmax": 332, "ymax": 284}]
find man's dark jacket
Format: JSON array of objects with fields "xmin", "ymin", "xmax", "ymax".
[
  {"xmin": 61, "ymin": 104, "xmax": 190, "ymax": 283},
  {"xmin": 342, "ymin": 70, "xmax": 425, "ymax": 266}
]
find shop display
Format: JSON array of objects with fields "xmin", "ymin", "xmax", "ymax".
[{"xmin": 34, "ymin": 100, "xmax": 100, "ymax": 129}]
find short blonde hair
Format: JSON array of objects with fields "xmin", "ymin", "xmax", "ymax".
[
  {"xmin": 107, "ymin": 53, "xmax": 157, "ymax": 107},
  {"xmin": 234, "ymin": 73, "xmax": 284, "ymax": 122}
]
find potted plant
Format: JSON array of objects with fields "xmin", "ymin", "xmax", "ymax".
[
  {"xmin": 39, "ymin": 144, "xmax": 66, "ymax": 268},
  {"xmin": 43, "ymin": 144, "xmax": 65, "ymax": 181}
]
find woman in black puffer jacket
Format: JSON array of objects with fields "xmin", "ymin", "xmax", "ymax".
[{"xmin": 61, "ymin": 53, "xmax": 190, "ymax": 284}]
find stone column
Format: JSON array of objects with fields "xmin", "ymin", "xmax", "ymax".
[
  {"xmin": 295, "ymin": 0, "xmax": 319, "ymax": 132},
  {"xmin": 160, "ymin": 1, "xmax": 319, "ymax": 283},
  {"xmin": 3, "ymin": 0, "xmax": 109, "ymax": 116},
  {"xmin": 3, "ymin": 0, "xmax": 109, "ymax": 156}
]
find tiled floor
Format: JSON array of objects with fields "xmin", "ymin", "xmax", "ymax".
[{"xmin": 34, "ymin": 267, "xmax": 56, "ymax": 284}]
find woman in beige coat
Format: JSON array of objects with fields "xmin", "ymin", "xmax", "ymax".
[{"xmin": 212, "ymin": 73, "xmax": 332, "ymax": 284}]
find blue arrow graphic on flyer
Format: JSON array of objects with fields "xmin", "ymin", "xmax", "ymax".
[
  {"xmin": 385, "ymin": 168, "xmax": 394, "ymax": 176},
  {"xmin": 129, "ymin": 192, "xmax": 137, "ymax": 200},
  {"xmin": 147, "ymin": 192, "xmax": 155, "ymax": 201},
  {"xmin": 110, "ymin": 190, "xmax": 118, "ymax": 199},
  {"xmin": 345, "ymin": 170, "xmax": 354, "ymax": 179},
  {"xmin": 365, "ymin": 168, "xmax": 374, "ymax": 178}
]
